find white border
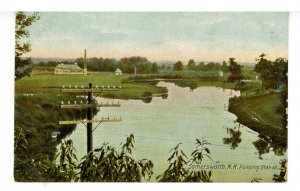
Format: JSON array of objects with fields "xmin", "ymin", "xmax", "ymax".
[
  {"xmin": 0, "ymin": 0, "xmax": 300, "ymax": 11},
  {"xmin": 1, "ymin": 6, "xmax": 300, "ymax": 191}
]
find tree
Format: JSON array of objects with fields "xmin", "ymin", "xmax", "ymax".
[
  {"xmin": 195, "ymin": 62, "xmax": 205, "ymax": 71},
  {"xmin": 229, "ymin": 58, "xmax": 241, "ymax": 75},
  {"xmin": 227, "ymin": 58, "xmax": 242, "ymax": 82},
  {"xmin": 151, "ymin": 62, "xmax": 159, "ymax": 73},
  {"xmin": 221, "ymin": 61, "xmax": 229, "ymax": 72},
  {"xmin": 254, "ymin": 54, "xmax": 287, "ymax": 90},
  {"xmin": 187, "ymin": 59, "xmax": 196, "ymax": 70},
  {"xmin": 15, "ymin": 12, "xmax": 40, "ymax": 80},
  {"xmin": 173, "ymin": 61, "xmax": 183, "ymax": 71}
]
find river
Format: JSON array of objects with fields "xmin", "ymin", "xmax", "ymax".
[{"xmin": 63, "ymin": 81, "xmax": 286, "ymax": 182}]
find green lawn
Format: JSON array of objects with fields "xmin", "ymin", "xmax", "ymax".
[
  {"xmin": 242, "ymin": 93, "xmax": 283, "ymax": 129},
  {"xmin": 15, "ymin": 73, "xmax": 167, "ymax": 99},
  {"xmin": 228, "ymin": 92, "xmax": 287, "ymax": 146}
]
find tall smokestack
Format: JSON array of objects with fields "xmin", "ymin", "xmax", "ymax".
[{"xmin": 83, "ymin": 49, "xmax": 87, "ymax": 75}]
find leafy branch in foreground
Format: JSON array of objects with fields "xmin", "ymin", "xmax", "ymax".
[
  {"xmin": 156, "ymin": 138, "xmax": 213, "ymax": 182},
  {"xmin": 32, "ymin": 134, "xmax": 153, "ymax": 182},
  {"xmin": 79, "ymin": 134, "xmax": 153, "ymax": 182}
]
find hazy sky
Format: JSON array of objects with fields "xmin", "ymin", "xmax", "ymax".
[{"xmin": 25, "ymin": 12, "xmax": 288, "ymax": 63}]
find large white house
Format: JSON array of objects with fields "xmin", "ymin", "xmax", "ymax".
[{"xmin": 54, "ymin": 63, "xmax": 83, "ymax": 75}]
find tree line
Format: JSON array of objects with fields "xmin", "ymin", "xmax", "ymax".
[
  {"xmin": 37, "ymin": 56, "xmax": 159, "ymax": 74},
  {"xmin": 172, "ymin": 59, "xmax": 230, "ymax": 72}
]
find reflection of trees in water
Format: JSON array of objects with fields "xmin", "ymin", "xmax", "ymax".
[
  {"xmin": 223, "ymin": 127, "xmax": 242, "ymax": 150},
  {"xmin": 272, "ymin": 145, "xmax": 287, "ymax": 156},
  {"xmin": 161, "ymin": 93, "xmax": 168, "ymax": 99},
  {"xmin": 253, "ymin": 134, "xmax": 287, "ymax": 159},
  {"xmin": 141, "ymin": 97, "xmax": 152, "ymax": 103},
  {"xmin": 174, "ymin": 81, "xmax": 198, "ymax": 91},
  {"xmin": 253, "ymin": 139, "xmax": 269, "ymax": 159},
  {"xmin": 141, "ymin": 92, "xmax": 153, "ymax": 104},
  {"xmin": 273, "ymin": 159, "xmax": 287, "ymax": 182}
]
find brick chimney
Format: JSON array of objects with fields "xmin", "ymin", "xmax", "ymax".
[{"xmin": 83, "ymin": 49, "xmax": 87, "ymax": 75}]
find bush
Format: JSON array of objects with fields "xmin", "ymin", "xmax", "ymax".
[{"xmin": 227, "ymin": 74, "xmax": 242, "ymax": 82}]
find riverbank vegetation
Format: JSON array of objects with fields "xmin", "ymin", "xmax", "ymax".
[
  {"xmin": 15, "ymin": 132, "xmax": 213, "ymax": 182},
  {"xmin": 228, "ymin": 54, "xmax": 287, "ymax": 147}
]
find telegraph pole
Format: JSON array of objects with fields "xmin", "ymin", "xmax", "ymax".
[
  {"xmin": 87, "ymin": 83, "xmax": 93, "ymax": 152},
  {"xmin": 59, "ymin": 83, "xmax": 122, "ymax": 153}
]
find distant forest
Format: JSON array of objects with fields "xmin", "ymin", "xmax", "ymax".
[
  {"xmin": 35, "ymin": 56, "xmax": 230, "ymax": 74},
  {"xmin": 36, "ymin": 56, "xmax": 161, "ymax": 74}
]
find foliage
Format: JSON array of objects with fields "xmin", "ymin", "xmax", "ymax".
[
  {"xmin": 15, "ymin": 12, "xmax": 40, "ymax": 80},
  {"xmin": 151, "ymin": 62, "xmax": 159, "ymax": 73},
  {"xmin": 29, "ymin": 135, "xmax": 154, "ymax": 182},
  {"xmin": 79, "ymin": 135, "xmax": 153, "ymax": 182},
  {"xmin": 16, "ymin": 130, "xmax": 214, "ymax": 182},
  {"xmin": 221, "ymin": 61, "xmax": 230, "ymax": 72},
  {"xmin": 227, "ymin": 58, "xmax": 242, "ymax": 82},
  {"xmin": 173, "ymin": 61, "xmax": 183, "ymax": 71},
  {"xmin": 227, "ymin": 74, "xmax": 242, "ymax": 82},
  {"xmin": 187, "ymin": 59, "xmax": 196, "ymax": 70},
  {"xmin": 254, "ymin": 54, "xmax": 288, "ymax": 90},
  {"xmin": 14, "ymin": 94, "xmax": 88, "ymax": 181},
  {"xmin": 223, "ymin": 127, "xmax": 242, "ymax": 150},
  {"xmin": 156, "ymin": 139, "xmax": 212, "ymax": 182},
  {"xmin": 273, "ymin": 159, "xmax": 287, "ymax": 182},
  {"xmin": 254, "ymin": 54, "xmax": 288, "ymax": 128}
]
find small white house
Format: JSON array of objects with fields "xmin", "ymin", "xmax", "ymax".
[
  {"xmin": 219, "ymin": 71, "xmax": 224, "ymax": 77},
  {"xmin": 115, "ymin": 68, "xmax": 122, "ymax": 76}
]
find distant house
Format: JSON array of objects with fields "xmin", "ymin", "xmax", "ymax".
[
  {"xmin": 54, "ymin": 63, "xmax": 83, "ymax": 75},
  {"xmin": 115, "ymin": 68, "xmax": 122, "ymax": 76}
]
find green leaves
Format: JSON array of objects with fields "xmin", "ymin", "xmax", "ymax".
[
  {"xmin": 63, "ymin": 134, "xmax": 153, "ymax": 182},
  {"xmin": 157, "ymin": 138, "xmax": 213, "ymax": 182},
  {"xmin": 15, "ymin": 12, "xmax": 40, "ymax": 80},
  {"xmin": 16, "ymin": 132, "xmax": 213, "ymax": 182}
]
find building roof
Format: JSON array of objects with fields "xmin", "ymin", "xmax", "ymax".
[
  {"xmin": 115, "ymin": 68, "xmax": 122, "ymax": 73},
  {"xmin": 56, "ymin": 63, "xmax": 82, "ymax": 70}
]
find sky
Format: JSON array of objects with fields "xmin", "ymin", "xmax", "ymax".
[{"xmin": 24, "ymin": 12, "xmax": 289, "ymax": 63}]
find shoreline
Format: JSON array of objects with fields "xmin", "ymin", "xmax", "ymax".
[{"xmin": 228, "ymin": 95, "xmax": 287, "ymax": 147}]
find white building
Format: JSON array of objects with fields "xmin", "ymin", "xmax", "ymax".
[
  {"xmin": 219, "ymin": 71, "xmax": 224, "ymax": 77},
  {"xmin": 54, "ymin": 63, "xmax": 83, "ymax": 75},
  {"xmin": 115, "ymin": 68, "xmax": 122, "ymax": 76}
]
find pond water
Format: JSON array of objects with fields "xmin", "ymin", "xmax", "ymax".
[{"xmin": 63, "ymin": 81, "xmax": 286, "ymax": 182}]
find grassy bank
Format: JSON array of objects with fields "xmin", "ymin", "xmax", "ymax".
[
  {"xmin": 16, "ymin": 73, "xmax": 167, "ymax": 99},
  {"xmin": 228, "ymin": 93, "xmax": 287, "ymax": 146}
]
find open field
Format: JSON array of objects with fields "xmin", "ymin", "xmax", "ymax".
[{"xmin": 15, "ymin": 73, "xmax": 167, "ymax": 99}]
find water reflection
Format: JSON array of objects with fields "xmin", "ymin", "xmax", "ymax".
[
  {"xmin": 272, "ymin": 145, "xmax": 287, "ymax": 156},
  {"xmin": 161, "ymin": 93, "xmax": 168, "ymax": 99},
  {"xmin": 141, "ymin": 92, "xmax": 153, "ymax": 103},
  {"xmin": 253, "ymin": 139, "xmax": 269, "ymax": 159},
  {"xmin": 223, "ymin": 126, "xmax": 242, "ymax": 150},
  {"xmin": 252, "ymin": 135, "xmax": 287, "ymax": 159},
  {"xmin": 173, "ymin": 81, "xmax": 198, "ymax": 91},
  {"xmin": 141, "ymin": 97, "xmax": 152, "ymax": 103}
]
